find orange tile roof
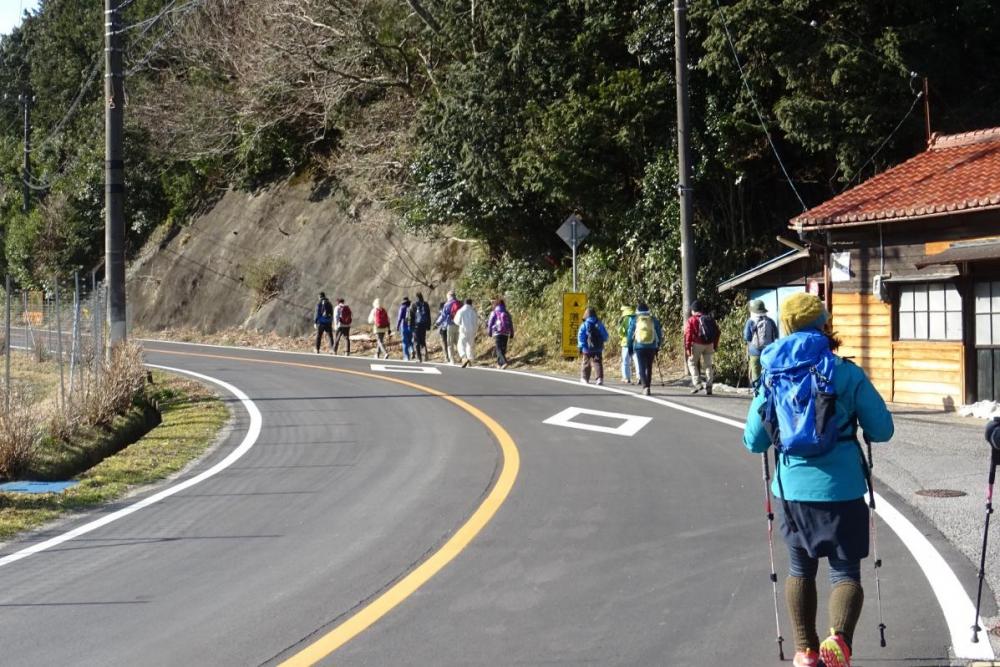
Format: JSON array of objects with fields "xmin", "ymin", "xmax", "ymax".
[{"xmin": 790, "ymin": 126, "xmax": 1000, "ymax": 230}]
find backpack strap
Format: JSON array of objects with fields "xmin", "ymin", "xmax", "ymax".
[{"xmin": 758, "ymin": 378, "xmax": 799, "ymax": 533}]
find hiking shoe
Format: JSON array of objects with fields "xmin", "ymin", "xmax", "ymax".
[
  {"xmin": 792, "ymin": 649, "xmax": 821, "ymax": 667},
  {"xmin": 595, "ymin": 379, "xmax": 604, "ymax": 386},
  {"xmin": 643, "ymin": 386, "xmax": 651, "ymax": 396},
  {"xmin": 580, "ymin": 378, "xmax": 588, "ymax": 385},
  {"xmin": 705, "ymin": 386, "xmax": 713, "ymax": 395},
  {"xmin": 461, "ymin": 359, "xmax": 470, "ymax": 368},
  {"xmin": 819, "ymin": 632, "xmax": 851, "ymax": 667},
  {"xmin": 501, "ymin": 363, "xmax": 509, "ymax": 369},
  {"xmin": 690, "ymin": 386, "xmax": 701, "ymax": 394}
]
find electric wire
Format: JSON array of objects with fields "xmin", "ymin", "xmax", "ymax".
[
  {"xmin": 126, "ymin": 6, "xmax": 192, "ymax": 75},
  {"xmin": 23, "ymin": 49, "xmax": 103, "ymax": 157},
  {"xmin": 841, "ymin": 92, "xmax": 923, "ymax": 191},
  {"xmin": 118, "ymin": 0, "xmax": 200, "ymax": 35},
  {"xmin": 713, "ymin": 0, "xmax": 809, "ymax": 212}
]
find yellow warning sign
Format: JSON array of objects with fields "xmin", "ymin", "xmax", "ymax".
[{"xmin": 562, "ymin": 292, "xmax": 588, "ymax": 358}]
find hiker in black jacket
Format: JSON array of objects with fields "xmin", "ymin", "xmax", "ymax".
[{"xmin": 408, "ymin": 292, "xmax": 432, "ymax": 362}]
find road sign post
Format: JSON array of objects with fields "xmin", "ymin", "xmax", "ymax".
[
  {"xmin": 556, "ymin": 213, "xmax": 590, "ymax": 292},
  {"xmin": 562, "ymin": 292, "xmax": 587, "ymax": 358}
]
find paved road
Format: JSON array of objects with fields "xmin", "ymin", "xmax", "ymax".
[{"xmin": 0, "ymin": 341, "xmax": 990, "ymax": 665}]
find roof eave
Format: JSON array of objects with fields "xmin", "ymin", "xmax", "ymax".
[{"xmin": 790, "ymin": 202, "xmax": 1000, "ymax": 232}]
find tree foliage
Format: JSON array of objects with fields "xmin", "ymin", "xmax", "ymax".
[{"xmin": 0, "ymin": 0, "xmax": 996, "ymax": 308}]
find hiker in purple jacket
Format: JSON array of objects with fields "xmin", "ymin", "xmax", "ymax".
[{"xmin": 486, "ymin": 299, "xmax": 515, "ymax": 369}]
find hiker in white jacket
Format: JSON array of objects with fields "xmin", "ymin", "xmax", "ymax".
[{"xmin": 454, "ymin": 299, "xmax": 479, "ymax": 368}]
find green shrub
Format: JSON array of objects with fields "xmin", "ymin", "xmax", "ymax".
[
  {"xmin": 244, "ymin": 255, "xmax": 294, "ymax": 311},
  {"xmin": 713, "ymin": 292, "xmax": 751, "ymax": 388}
]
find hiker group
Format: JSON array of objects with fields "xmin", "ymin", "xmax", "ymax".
[{"xmin": 313, "ymin": 290, "xmax": 514, "ymax": 368}]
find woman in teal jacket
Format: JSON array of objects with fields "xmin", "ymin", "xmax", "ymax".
[{"xmin": 743, "ymin": 293, "xmax": 893, "ymax": 667}]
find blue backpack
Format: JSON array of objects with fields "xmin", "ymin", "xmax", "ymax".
[{"xmin": 759, "ymin": 347, "xmax": 839, "ymax": 459}]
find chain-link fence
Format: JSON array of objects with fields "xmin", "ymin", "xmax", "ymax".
[{"xmin": 2, "ymin": 272, "xmax": 108, "ymax": 414}]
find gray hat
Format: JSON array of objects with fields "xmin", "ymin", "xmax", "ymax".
[{"xmin": 749, "ymin": 299, "xmax": 768, "ymax": 315}]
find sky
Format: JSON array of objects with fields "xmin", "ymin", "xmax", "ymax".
[{"xmin": 1, "ymin": 0, "xmax": 41, "ymax": 37}]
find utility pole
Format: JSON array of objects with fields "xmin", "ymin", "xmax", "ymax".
[
  {"xmin": 18, "ymin": 93, "xmax": 31, "ymax": 213},
  {"xmin": 105, "ymin": 0, "xmax": 127, "ymax": 345},
  {"xmin": 674, "ymin": 0, "xmax": 696, "ymax": 318}
]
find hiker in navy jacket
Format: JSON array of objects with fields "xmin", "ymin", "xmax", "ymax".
[
  {"xmin": 314, "ymin": 292, "xmax": 334, "ymax": 353},
  {"xmin": 397, "ymin": 297, "xmax": 413, "ymax": 361},
  {"xmin": 577, "ymin": 307, "xmax": 609, "ymax": 385}
]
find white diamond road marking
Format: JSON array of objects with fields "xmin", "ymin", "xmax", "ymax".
[
  {"xmin": 543, "ymin": 406, "xmax": 652, "ymax": 437},
  {"xmin": 370, "ymin": 364, "xmax": 442, "ymax": 374}
]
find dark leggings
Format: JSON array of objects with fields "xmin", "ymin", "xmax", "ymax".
[
  {"xmin": 414, "ymin": 326, "xmax": 428, "ymax": 361},
  {"xmin": 494, "ymin": 335, "xmax": 509, "ymax": 366},
  {"xmin": 315, "ymin": 323, "xmax": 333, "ymax": 351},
  {"xmin": 635, "ymin": 348, "xmax": 656, "ymax": 388}
]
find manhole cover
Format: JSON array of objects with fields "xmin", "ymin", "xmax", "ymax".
[{"xmin": 915, "ymin": 488, "xmax": 967, "ymax": 498}]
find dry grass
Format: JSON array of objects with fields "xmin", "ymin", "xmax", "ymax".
[
  {"xmin": 0, "ymin": 388, "xmax": 41, "ymax": 478},
  {"xmin": 0, "ymin": 371, "xmax": 228, "ymax": 540}
]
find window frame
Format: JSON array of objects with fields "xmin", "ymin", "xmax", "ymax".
[{"xmin": 894, "ymin": 281, "xmax": 963, "ymax": 343}]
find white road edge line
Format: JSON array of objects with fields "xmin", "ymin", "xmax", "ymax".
[
  {"xmin": 0, "ymin": 363, "xmax": 263, "ymax": 569},
  {"xmin": 138, "ymin": 338, "xmax": 993, "ymax": 659},
  {"xmin": 482, "ymin": 366, "xmax": 995, "ymax": 660}
]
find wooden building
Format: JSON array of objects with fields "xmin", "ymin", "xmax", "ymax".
[{"xmin": 719, "ymin": 127, "xmax": 1000, "ymax": 409}]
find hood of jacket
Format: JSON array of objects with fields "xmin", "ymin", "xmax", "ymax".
[
  {"xmin": 760, "ymin": 328, "xmax": 832, "ymax": 373},
  {"xmin": 635, "ymin": 308, "xmax": 651, "ymax": 317}
]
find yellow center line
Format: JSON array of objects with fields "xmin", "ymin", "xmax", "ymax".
[{"xmin": 145, "ymin": 348, "xmax": 520, "ymax": 665}]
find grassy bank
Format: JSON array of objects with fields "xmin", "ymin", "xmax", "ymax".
[{"xmin": 0, "ymin": 371, "xmax": 228, "ymax": 540}]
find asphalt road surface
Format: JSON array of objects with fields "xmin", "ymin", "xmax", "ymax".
[{"xmin": 0, "ymin": 340, "xmax": 993, "ymax": 666}]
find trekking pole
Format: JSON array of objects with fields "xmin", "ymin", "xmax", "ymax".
[
  {"xmin": 863, "ymin": 433, "xmax": 887, "ymax": 647},
  {"xmin": 761, "ymin": 452, "xmax": 785, "ymax": 660},
  {"xmin": 972, "ymin": 417, "xmax": 1000, "ymax": 643}
]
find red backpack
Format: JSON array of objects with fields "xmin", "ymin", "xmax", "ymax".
[
  {"xmin": 374, "ymin": 307, "xmax": 390, "ymax": 328},
  {"xmin": 339, "ymin": 305, "xmax": 352, "ymax": 326}
]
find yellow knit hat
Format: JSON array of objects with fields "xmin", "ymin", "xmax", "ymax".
[{"xmin": 780, "ymin": 292, "xmax": 828, "ymax": 333}]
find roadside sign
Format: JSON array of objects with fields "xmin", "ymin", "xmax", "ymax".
[
  {"xmin": 562, "ymin": 292, "xmax": 587, "ymax": 358},
  {"xmin": 556, "ymin": 214, "xmax": 589, "ymax": 250}
]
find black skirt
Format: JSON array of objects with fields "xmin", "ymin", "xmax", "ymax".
[{"xmin": 780, "ymin": 497, "xmax": 870, "ymax": 561}]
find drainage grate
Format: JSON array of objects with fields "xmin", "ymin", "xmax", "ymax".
[{"xmin": 915, "ymin": 488, "xmax": 967, "ymax": 498}]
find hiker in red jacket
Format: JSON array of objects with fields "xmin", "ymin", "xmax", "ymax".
[{"xmin": 683, "ymin": 300, "xmax": 720, "ymax": 395}]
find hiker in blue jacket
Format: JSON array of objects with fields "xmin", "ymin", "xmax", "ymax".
[
  {"xmin": 577, "ymin": 307, "xmax": 609, "ymax": 385},
  {"xmin": 743, "ymin": 292, "xmax": 894, "ymax": 667}
]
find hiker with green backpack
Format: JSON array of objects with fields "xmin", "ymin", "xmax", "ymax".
[
  {"xmin": 742, "ymin": 292, "xmax": 894, "ymax": 667},
  {"xmin": 626, "ymin": 302, "xmax": 662, "ymax": 396},
  {"xmin": 618, "ymin": 305, "xmax": 638, "ymax": 384}
]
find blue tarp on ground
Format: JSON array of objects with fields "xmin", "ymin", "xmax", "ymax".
[{"xmin": 0, "ymin": 480, "xmax": 78, "ymax": 494}]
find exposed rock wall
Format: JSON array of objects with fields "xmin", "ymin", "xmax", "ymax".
[{"xmin": 127, "ymin": 181, "xmax": 472, "ymax": 335}]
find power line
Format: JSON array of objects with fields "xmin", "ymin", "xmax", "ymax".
[
  {"xmin": 713, "ymin": 0, "xmax": 809, "ymax": 212},
  {"xmin": 25, "ymin": 49, "xmax": 103, "ymax": 156},
  {"xmin": 841, "ymin": 91, "xmax": 923, "ymax": 191},
  {"xmin": 124, "ymin": 0, "xmax": 203, "ymax": 76},
  {"xmin": 119, "ymin": 0, "xmax": 201, "ymax": 35}
]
